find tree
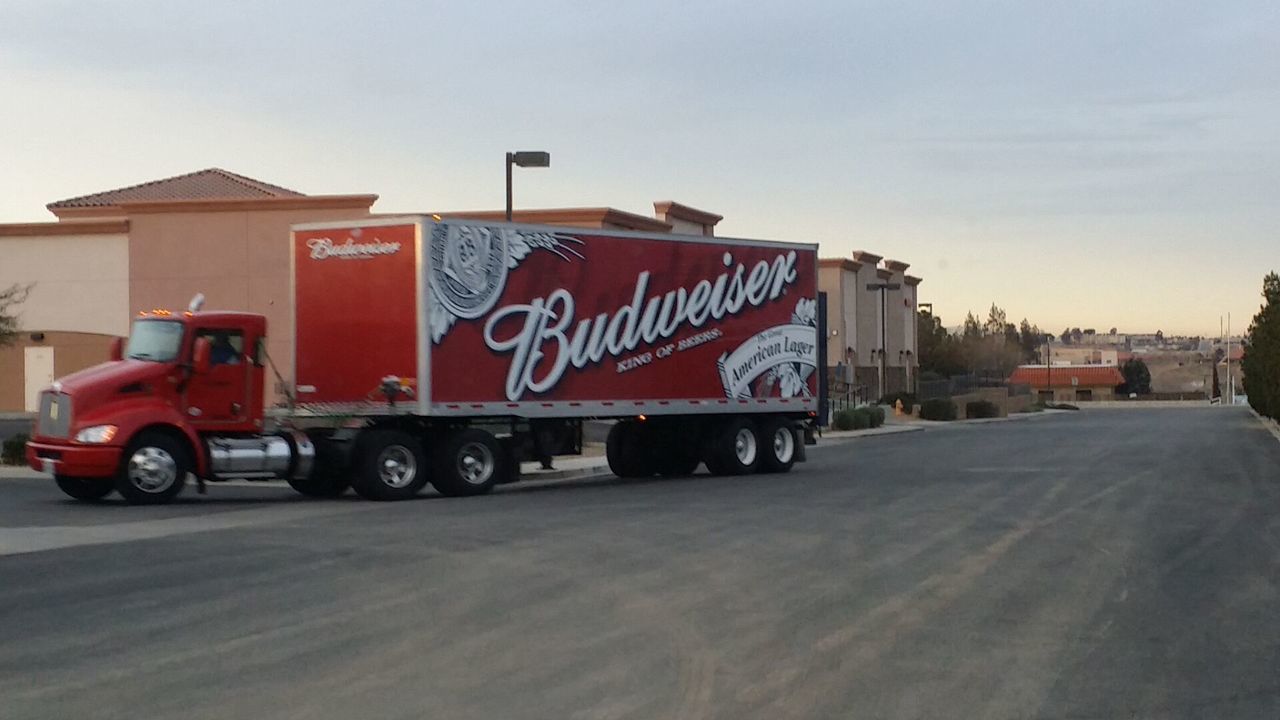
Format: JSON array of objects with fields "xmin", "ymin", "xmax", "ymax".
[
  {"xmin": 983, "ymin": 304, "xmax": 1008, "ymax": 337},
  {"xmin": 1212, "ymin": 360, "xmax": 1222, "ymax": 400},
  {"xmin": 1070, "ymin": 327, "xmax": 1083, "ymax": 344},
  {"xmin": 917, "ymin": 310, "xmax": 965, "ymax": 377},
  {"xmin": 1242, "ymin": 272, "xmax": 1280, "ymax": 418},
  {"xmin": 1109, "ymin": 327, "xmax": 1118, "ymax": 335},
  {"xmin": 0, "ymin": 283, "xmax": 33, "ymax": 348},
  {"xmin": 962, "ymin": 312, "xmax": 982, "ymax": 340},
  {"xmin": 1118, "ymin": 358, "xmax": 1152, "ymax": 395},
  {"xmin": 1060, "ymin": 328, "xmax": 1072, "ymax": 344},
  {"xmin": 1018, "ymin": 319, "xmax": 1043, "ymax": 363}
]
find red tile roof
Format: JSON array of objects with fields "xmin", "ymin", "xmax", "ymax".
[
  {"xmin": 47, "ymin": 168, "xmax": 304, "ymax": 210},
  {"xmin": 1008, "ymin": 365, "xmax": 1125, "ymax": 389}
]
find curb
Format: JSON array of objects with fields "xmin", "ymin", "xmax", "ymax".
[
  {"xmin": 516, "ymin": 464, "xmax": 610, "ymax": 482},
  {"xmin": 817, "ymin": 425, "xmax": 924, "ymax": 441},
  {"xmin": 1249, "ymin": 408, "xmax": 1280, "ymax": 446},
  {"xmin": 0, "ymin": 465, "xmax": 45, "ymax": 480}
]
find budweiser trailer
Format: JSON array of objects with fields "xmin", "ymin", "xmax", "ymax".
[{"xmin": 26, "ymin": 217, "xmax": 821, "ymax": 504}]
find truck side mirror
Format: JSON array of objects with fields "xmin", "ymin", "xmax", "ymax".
[
  {"xmin": 109, "ymin": 337, "xmax": 124, "ymax": 362},
  {"xmin": 192, "ymin": 337, "xmax": 212, "ymax": 374}
]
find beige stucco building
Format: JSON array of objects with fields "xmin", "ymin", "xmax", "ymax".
[
  {"xmin": 0, "ymin": 169, "xmax": 724, "ymax": 413},
  {"xmin": 818, "ymin": 251, "xmax": 922, "ymax": 400}
]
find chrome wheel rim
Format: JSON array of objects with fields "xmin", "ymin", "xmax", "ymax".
[
  {"xmin": 128, "ymin": 447, "xmax": 178, "ymax": 493},
  {"xmin": 377, "ymin": 445, "xmax": 417, "ymax": 489},
  {"xmin": 734, "ymin": 428, "xmax": 758, "ymax": 466},
  {"xmin": 773, "ymin": 427, "xmax": 795, "ymax": 464},
  {"xmin": 456, "ymin": 442, "xmax": 495, "ymax": 485}
]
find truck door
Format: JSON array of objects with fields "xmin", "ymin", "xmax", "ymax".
[{"xmin": 185, "ymin": 328, "xmax": 250, "ymax": 425}]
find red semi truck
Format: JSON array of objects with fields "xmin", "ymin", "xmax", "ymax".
[{"xmin": 26, "ymin": 218, "xmax": 821, "ymax": 504}]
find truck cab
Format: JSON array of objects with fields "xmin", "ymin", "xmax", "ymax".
[{"xmin": 24, "ymin": 308, "xmax": 313, "ymax": 504}]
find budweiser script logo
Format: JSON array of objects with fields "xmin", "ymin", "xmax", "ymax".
[
  {"xmin": 483, "ymin": 250, "xmax": 800, "ymax": 401},
  {"xmin": 307, "ymin": 236, "xmax": 402, "ymax": 260}
]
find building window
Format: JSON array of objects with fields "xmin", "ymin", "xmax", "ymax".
[
  {"xmin": 1076, "ymin": 388, "xmax": 1093, "ymax": 401},
  {"xmin": 1038, "ymin": 390, "xmax": 1053, "ymax": 402}
]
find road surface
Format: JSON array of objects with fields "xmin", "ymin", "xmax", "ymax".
[{"xmin": 2, "ymin": 407, "xmax": 1278, "ymax": 719}]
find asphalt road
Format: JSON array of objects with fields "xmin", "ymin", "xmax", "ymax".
[{"xmin": 2, "ymin": 407, "xmax": 1278, "ymax": 719}]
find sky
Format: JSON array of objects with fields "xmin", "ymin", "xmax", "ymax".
[{"xmin": 1, "ymin": 0, "xmax": 1276, "ymax": 336}]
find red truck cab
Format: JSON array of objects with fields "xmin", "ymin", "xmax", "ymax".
[{"xmin": 26, "ymin": 308, "xmax": 271, "ymax": 503}]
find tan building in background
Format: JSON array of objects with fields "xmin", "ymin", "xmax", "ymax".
[
  {"xmin": 0, "ymin": 169, "xmax": 376, "ymax": 412},
  {"xmin": 0, "ymin": 168, "xmax": 725, "ymax": 412},
  {"xmin": 818, "ymin": 251, "xmax": 922, "ymax": 401}
]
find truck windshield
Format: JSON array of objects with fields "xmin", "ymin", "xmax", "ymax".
[{"xmin": 125, "ymin": 320, "xmax": 185, "ymax": 362}]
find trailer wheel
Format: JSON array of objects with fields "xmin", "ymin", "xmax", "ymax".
[
  {"xmin": 288, "ymin": 432, "xmax": 350, "ymax": 498},
  {"xmin": 432, "ymin": 429, "xmax": 504, "ymax": 497},
  {"xmin": 115, "ymin": 431, "xmax": 189, "ymax": 505},
  {"xmin": 606, "ymin": 422, "xmax": 655, "ymax": 478},
  {"xmin": 705, "ymin": 417, "xmax": 761, "ymax": 476},
  {"xmin": 757, "ymin": 418, "xmax": 797, "ymax": 474},
  {"xmin": 55, "ymin": 475, "xmax": 114, "ymax": 501},
  {"xmin": 351, "ymin": 429, "xmax": 429, "ymax": 501},
  {"xmin": 655, "ymin": 437, "xmax": 701, "ymax": 477}
]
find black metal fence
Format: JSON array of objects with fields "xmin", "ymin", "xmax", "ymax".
[{"xmin": 918, "ymin": 372, "xmax": 1024, "ymax": 400}]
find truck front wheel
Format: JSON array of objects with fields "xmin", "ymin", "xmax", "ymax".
[
  {"xmin": 115, "ymin": 432, "xmax": 189, "ymax": 505},
  {"xmin": 432, "ymin": 429, "xmax": 504, "ymax": 497},
  {"xmin": 55, "ymin": 475, "xmax": 114, "ymax": 501},
  {"xmin": 351, "ymin": 430, "xmax": 429, "ymax": 501}
]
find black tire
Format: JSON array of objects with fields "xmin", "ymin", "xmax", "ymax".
[
  {"xmin": 55, "ymin": 475, "xmax": 114, "ymax": 501},
  {"xmin": 606, "ymin": 422, "xmax": 655, "ymax": 478},
  {"xmin": 350, "ymin": 429, "xmax": 430, "ymax": 501},
  {"xmin": 432, "ymin": 428, "xmax": 505, "ymax": 497},
  {"xmin": 757, "ymin": 418, "xmax": 798, "ymax": 474},
  {"xmin": 704, "ymin": 417, "xmax": 761, "ymax": 476},
  {"xmin": 115, "ymin": 431, "xmax": 190, "ymax": 505},
  {"xmin": 655, "ymin": 442, "xmax": 701, "ymax": 477},
  {"xmin": 288, "ymin": 432, "xmax": 350, "ymax": 498}
]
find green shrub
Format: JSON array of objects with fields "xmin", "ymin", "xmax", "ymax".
[
  {"xmin": 880, "ymin": 392, "xmax": 916, "ymax": 414},
  {"xmin": 852, "ymin": 407, "xmax": 872, "ymax": 430},
  {"xmin": 869, "ymin": 406, "xmax": 886, "ymax": 427},
  {"xmin": 2, "ymin": 433, "xmax": 29, "ymax": 465},
  {"xmin": 965, "ymin": 400, "xmax": 1000, "ymax": 419},
  {"xmin": 832, "ymin": 409, "xmax": 857, "ymax": 431},
  {"xmin": 919, "ymin": 398, "xmax": 957, "ymax": 421}
]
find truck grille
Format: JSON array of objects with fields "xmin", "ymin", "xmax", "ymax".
[{"xmin": 36, "ymin": 392, "xmax": 72, "ymax": 439}]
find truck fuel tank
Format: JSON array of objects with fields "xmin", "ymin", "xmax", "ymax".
[{"xmin": 206, "ymin": 431, "xmax": 314, "ymax": 480}]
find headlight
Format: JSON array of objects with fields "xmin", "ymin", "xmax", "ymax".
[{"xmin": 75, "ymin": 425, "xmax": 118, "ymax": 444}]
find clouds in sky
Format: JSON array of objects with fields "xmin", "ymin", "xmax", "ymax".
[{"xmin": 2, "ymin": 0, "xmax": 1276, "ymax": 333}]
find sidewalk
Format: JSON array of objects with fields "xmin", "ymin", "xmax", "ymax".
[{"xmin": 817, "ymin": 425, "xmax": 923, "ymax": 441}]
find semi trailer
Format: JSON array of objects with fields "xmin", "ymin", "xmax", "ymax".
[{"xmin": 26, "ymin": 217, "xmax": 821, "ymax": 504}]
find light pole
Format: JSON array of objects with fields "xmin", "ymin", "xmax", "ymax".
[
  {"xmin": 866, "ymin": 282, "xmax": 901, "ymax": 398},
  {"xmin": 505, "ymin": 151, "xmax": 551, "ymax": 222},
  {"xmin": 1045, "ymin": 335, "xmax": 1051, "ymax": 402}
]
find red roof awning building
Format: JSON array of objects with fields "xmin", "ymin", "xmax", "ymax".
[
  {"xmin": 1009, "ymin": 365, "xmax": 1125, "ymax": 389},
  {"xmin": 1009, "ymin": 364, "xmax": 1125, "ymax": 402}
]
